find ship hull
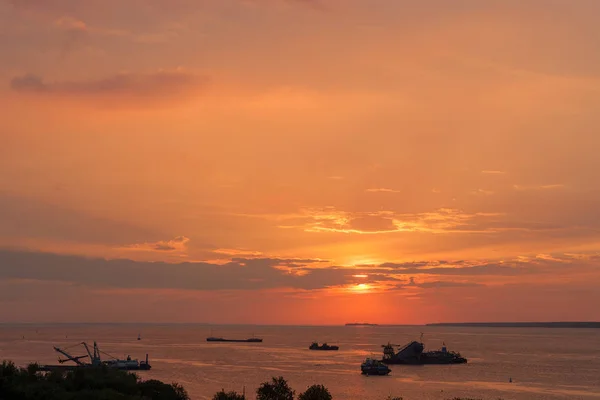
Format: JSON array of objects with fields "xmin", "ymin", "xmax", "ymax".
[
  {"xmin": 381, "ymin": 358, "xmax": 467, "ymax": 365},
  {"xmin": 37, "ymin": 364, "xmax": 151, "ymax": 372},
  {"xmin": 206, "ymin": 338, "xmax": 263, "ymax": 342},
  {"xmin": 382, "ymin": 353, "xmax": 467, "ymax": 365},
  {"xmin": 360, "ymin": 367, "xmax": 390, "ymax": 375}
]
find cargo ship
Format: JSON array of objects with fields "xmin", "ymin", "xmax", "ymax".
[
  {"xmin": 381, "ymin": 339, "xmax": 467, "ymax": 365},
  {"xmin": 206, "ymin": 337, "xmax": 263, "ymax": 342}
]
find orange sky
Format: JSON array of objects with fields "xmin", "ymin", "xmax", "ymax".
[{"xmin": 1, "ymin": 0, "xmax": 600, "ymax": 324}]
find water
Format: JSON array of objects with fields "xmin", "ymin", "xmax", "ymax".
[{"xmin": 1, "ymin": 324, "xmax": 599, "ymax": 400}]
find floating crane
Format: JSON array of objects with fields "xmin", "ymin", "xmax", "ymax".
[{"xmin": 38, "ymin": 341, "xmax": 151, "ymax": 372}]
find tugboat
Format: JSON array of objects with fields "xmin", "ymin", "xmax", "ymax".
[
  {"xmin": 361, "ymin": 358, "xmax": 391, "ymax": 375},
  {"xmin": 309, "ymin": 342, "xmax": 339, "ymax": 351},
  {"xmin": 381, "ymin": 337, "xmax": 467, "ymax": 365}
]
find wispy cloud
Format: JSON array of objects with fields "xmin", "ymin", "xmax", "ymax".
[
  {"xmin": 122, "ymin": 236, "xmax": 190, "ymax": 252},
  {"xmin": 213, "ymin": 248, "xmax": 264, "ymax": 257},
  {"xmin": 470, "ymin": 189, "xmax": 494, "ymax": 196},
  {"xmin": 10, "ymin": 69, "xmax": 206, "ymax": 98},
  {"xmin": 513, "ymin": 184, "xmax": 565, "ymax": 191},
  {"xmin": 365, "ymin": 188, "xmax": 400, "ymax": 193},
  {"xmin": 269, "ymin": 207, "xmax": 504, "ymax": 235},
  {"xmin": 481, "ymin": 170, "xmax": 506, "ymax": 175}
]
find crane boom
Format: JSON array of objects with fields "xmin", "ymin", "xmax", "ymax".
[{"xmin": 53, "ymin": 346, "xmax": 86, "ymax": 366}]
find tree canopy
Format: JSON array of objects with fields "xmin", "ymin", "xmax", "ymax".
[
  {"xmin": 256, "ymin": 376, "xmax": 295, "ymax": 400},
  {"xmin": 0, "ymin": 361, "xmax": 188, "ymax": 400},
  {"xmin": 298, "ymin": 384, "xmax": 332, "ymax": 400}
]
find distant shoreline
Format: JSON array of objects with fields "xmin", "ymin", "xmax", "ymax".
[
  {"xmin": 2, "ymin": 321, "xmax": 599, "ymax": 328},
  {"xmin": 427, "ymin": 322, "xmax": 600, "ymax": 328}
]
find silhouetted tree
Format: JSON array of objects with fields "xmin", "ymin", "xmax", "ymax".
[
  {"xmin": 298, "ymin": 384, "xmax": 332, "ymax": 400},
  {"xmin": 256, "ymin": 376, "xmax": 294, "ymax": 400},
  {"xmin": 0, "ymin": 360, "xmax": 189, "ymax": 400},
  {"xmin": 212, "ymin": 389, "xmax": 246, "ymax": 400}
]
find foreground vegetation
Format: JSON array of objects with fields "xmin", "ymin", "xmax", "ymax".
[
  {"xmin": 0, "ymin": 361, "xmax": 188, "ymax": 400},
  {"xmin": 1, "ymin": 361, "xmax": 500, "ymax": 400},
  {"xmin": 215, "ymin": 376, "xmax": 502, "ymax": 400}
]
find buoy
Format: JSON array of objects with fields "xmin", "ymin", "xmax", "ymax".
[{"xmin": 509, "ymin": 377, "xmax": 512, "ymax": 383}]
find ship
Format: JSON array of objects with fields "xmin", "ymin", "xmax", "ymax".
[
  {"xmin": 380, "ymin": 338, "xmax": 467, "ymax": 365},
  {"xmin": 38, "ymin": 341, "xmax": 151, "ymax": 372},
  {"xmin": 309, "ymin": 342, "xmax": 339, "ymax": 351},
  {"xmin": 360, "ymin": 358, "xmax": 391, "ymax": 375},
  {"xmin": 207, "ymin": 329, "xmax": 262, "ymax": 342},
  {"xmin": 206, "ymin": 337, "xmax": 263, "ymax": 343},
  {"xmin": 345, "ymin": 322, "xmax": 379, "ymax": 326}
]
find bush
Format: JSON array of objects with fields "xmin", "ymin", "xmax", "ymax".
[
  {"xmin": 256, "ymin": 376, "xmax": 295, "ymax": 400},
  {"xmin": 299, "ymin": 384, "xmax": 332, "ymax": 400}
]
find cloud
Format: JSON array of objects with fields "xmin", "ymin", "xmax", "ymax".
[
  {"xmin": 0, "ymin": 250, "xmax": 347, "ymax": 291},
  {"xmin": 513, "ymin": 184, "xmax": 565, "ymax": 191},
  {"xmin": 382, "ymin": 261, "xmax": 538, "ymax": 276},
  {"xmin": 365, "ymin": 188, "xmax": 400, "ymax": 193},
  {"xmin": 123, "ymin": 236, "xmax": 190, "ymax": 252},
  {"xmin": 271, "ymin": 207, "xmax": 504, "ymax": 235},
  {"xmin": 1, "ymin": 250, "xmax": 597, "ymax": 295},
  {"xmin": 213, "ymin": 248, "xmax": 264, "ymax": 257},
  {"xmin": 481, "ymin": 170, "xmax": 506, "ymax": 175},
  {"xmin": 9, "ymin": 69, "xmax": 206, "ymax": 98},
  {"xmin": 470, "ymin": 189, "xmax": 494, "ymax": 196},
  {"xmin": 410, "ymin": 280, "xmax": 485, "ymax": 289},
  {"xmin": 52, "ymin": 16, "xmax": 92, "ymax": 58},
  {"xmin": 54, "ymin": 16, "xmax": 87, "ymax": 32}
]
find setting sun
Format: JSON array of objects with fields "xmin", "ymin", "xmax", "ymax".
[{"xmin": 350, "ymin": 283, "xmax": 370, "ymax": 293}]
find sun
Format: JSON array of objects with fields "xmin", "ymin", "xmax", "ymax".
[{"xmin": 350, "ymin": 283, "xmax": 370, "ymax": 293}]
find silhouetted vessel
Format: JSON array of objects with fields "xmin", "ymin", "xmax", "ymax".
[
  {"xmin": 309, "ymin": 342, "xmax": 339, "ymax": 351},
  {"xmin": 361, "ymin": 358, "xmax": 391, "ymax": 375},
  {"xmin": 381, "ymin": 340, "xmax": 467, "ymax": 365},
  {"xmin": 206, "ymin": 337, "xmax": 263, "ymax": 343},
  {"xmin": 38, "ymin": 341, "xmax": 151, "ymax": 371},
  {"xmin": 345, "ymin": 322, "xmax": 378, "ymax": 326}
]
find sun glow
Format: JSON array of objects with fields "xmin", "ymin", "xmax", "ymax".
[{"xmin": 350, "ymin": 283, "xmax": 370, "ymax": 293}]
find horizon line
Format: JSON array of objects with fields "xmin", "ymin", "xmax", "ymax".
[{"xmin": 1, "ymin": 321, "xmax": 599, "ymax": 326}]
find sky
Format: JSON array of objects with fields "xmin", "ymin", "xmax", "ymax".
[{"xmin": 1, "ymin": 0, "xmax": 600, "ymax": 324}]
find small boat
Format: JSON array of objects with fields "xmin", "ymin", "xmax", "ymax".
[
  {"xmin": 361, "ymin": 358, "xmax": 391, "ymax": 375},
  {"xmin": 309, "ymin": 342, "xmax": 339, "ymax": 351},
  {"xmin": 206, "ymin": 337, "xmax": 263, "ymax": 343},
  {"xmin": 137, "ymin": 334, "xmax": 141, "ymax": 341}
]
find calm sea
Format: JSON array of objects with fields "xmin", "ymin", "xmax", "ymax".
[{"xmin": 0, "ymin": 324, "xmax": 599, "ymax": 400}]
